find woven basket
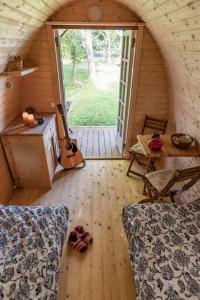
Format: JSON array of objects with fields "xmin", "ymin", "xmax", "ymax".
[{"xmin": 171, "ymin": 133, "xmax": 194, "ymax": 149}]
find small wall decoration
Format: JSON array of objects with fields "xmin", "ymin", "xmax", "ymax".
[
  {"xmin": 5, "ymin": 79, "xmax": 13, "ymax": 89},
  {"xmin": 87, "ymin": 5, "xmax": 103, "ymax": 22},
  {"xmin": 5, "ymin": 56, "xmax": 23, "ymax": 72}
]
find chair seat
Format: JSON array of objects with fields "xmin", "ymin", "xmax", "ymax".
[
  {"xmin": 145, "ymin": 169, "xmax": 188, "ymax": 193},
  {"xmin": 129, "ymin": 142, "xmax": 144, "ymax": 155}
]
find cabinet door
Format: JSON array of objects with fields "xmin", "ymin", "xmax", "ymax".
[
  {"xmin": 1, "ymin": 135, "xmax": 51, "ymax": 189},
  {"xmin": 46, "ymin": 137, "xmax": 57, "ymax": 180}
]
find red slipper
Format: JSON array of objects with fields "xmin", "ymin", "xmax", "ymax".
[
  {"xmin": 68, "ymin": 231, "xmax": 88, "ymax": 253},
  {"xmin": 74, "ymin": 226, "xmax": 93, "ymax": 245}
]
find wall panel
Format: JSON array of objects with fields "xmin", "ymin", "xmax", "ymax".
[
  {"xmin": 0, "ymin": 76, "xmax": 22, "ymax": 203},
  {"xmin": 129, "ymin": 1, "xmax": 200, "ymax": 202}
]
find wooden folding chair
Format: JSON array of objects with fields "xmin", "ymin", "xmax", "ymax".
[
  {"xmin": 127, "ymin": 115, "xmax": 168, "ymax": 177},
  {"xmin": 144, "ymin": 166, "xmax": 200, "ymax": 202}
]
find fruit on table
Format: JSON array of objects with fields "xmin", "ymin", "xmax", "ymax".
[{"xmin": 148, "ymin": 139, "xmax": 163, "ymax": 151}]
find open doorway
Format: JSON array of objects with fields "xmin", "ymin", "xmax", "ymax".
[{"xmin": 55, "ymin": 28, "xmax": 135, "ymax": 159}]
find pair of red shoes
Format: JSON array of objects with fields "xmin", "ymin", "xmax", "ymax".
[{"xmin": 68, "ymin": 226, "xmax": 93, "ymax": 253}]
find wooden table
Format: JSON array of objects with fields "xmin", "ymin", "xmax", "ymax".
[
  {"xmin": 137, "ymin": 135, "xmax": 200, "ymax": 193},
  {"xmin": 137, "ymin": 134, "xmax": 200, "ymax": 159}
]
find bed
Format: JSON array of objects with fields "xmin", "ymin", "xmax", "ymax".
[
  {"xmin": 122, "ymin": 200, "xmax": 200, "ymax": 300},
  {"xmin": 0, "ymin": 205, "xmax": 69, "ymax": 300}
]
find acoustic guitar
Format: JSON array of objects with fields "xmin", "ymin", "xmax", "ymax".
[{"xmin": 57, "ymin": 104, "xmax": 85, "ymax": 169}]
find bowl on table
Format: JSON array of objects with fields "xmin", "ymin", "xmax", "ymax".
[{"xmin": 171, "ymin": 133, "xmax": 194, "ymax": 149}]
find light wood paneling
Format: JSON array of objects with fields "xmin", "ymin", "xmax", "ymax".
[
  {"xmin": 127, "ymin": 28, "xmax": 169, "ymax": 149},
  {"xmin": 131, "ymin": 1, "xmax": 200, "ymax": 202},
  {"xmin": 51, "ymin": 0, "xmax": 139, "ymax": 22},
  {"xmin": 9, "ymin": 160, "xmax": 145, "ymax": 300},
  {"xmin": 22, "ymin": 26, "xmax": 56, "ymax": 112},
  {"xmin": 0, "ymin": 76, "xmax": 22, "ymax": 203},
  {"xmin": 0, "ymin": 1, "xmax": 51, "ymax": 203}
]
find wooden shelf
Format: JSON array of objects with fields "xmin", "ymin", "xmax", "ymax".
[{"xmin": 1, "ymin": 67, "xmax": 38, "ymax": 77}]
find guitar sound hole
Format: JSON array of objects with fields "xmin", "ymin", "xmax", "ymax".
[
  {"xmin": 66, "ymin": 144, "xmax": 72, "ymax": 150},
  {"xmin": 65, "ymin": 143, "xmax": 77, "ymax": 153}
]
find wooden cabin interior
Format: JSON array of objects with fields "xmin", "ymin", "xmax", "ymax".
[{"xmin": 0, "ymin": 0, "xmax": 200, "ymax": 299}]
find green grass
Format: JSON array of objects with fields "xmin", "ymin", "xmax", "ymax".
[
  {"xmin": 63, "ymin": 63, "xmax": 119, "ymax": 126},
  {"xmin": 63, "ymin": 64, "xmax": 88, "ymax": 85}
]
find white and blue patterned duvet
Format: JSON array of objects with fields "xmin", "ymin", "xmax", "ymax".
[
  {"xmin": 0, "ymin": 205, "xmax": 69, "ymax": 300},
  {"xmin": 122, "ymin": 200, "xmax": 200, "ymax": 300}
]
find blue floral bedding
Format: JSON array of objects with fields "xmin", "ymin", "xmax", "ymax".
[
  {"xmin": 0, "ymin": 205, "xmax": 69, "ymax": 300},
  {"xmin": 122, "ymin": 200, "xmax": 200, "ymax": 300}
]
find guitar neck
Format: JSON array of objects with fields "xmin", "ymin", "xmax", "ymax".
[
  {"xmin": 57, "ymin": 104, "xmax": 71, "ymax": 144},
  {"xmin": 61, "ymin": 115, "xmax": 70, "ymax": 142}
]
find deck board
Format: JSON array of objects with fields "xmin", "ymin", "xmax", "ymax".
[
  {"xmin": 93, "ymin": 128, "xmax": 100, "ymax": 157},
  {"xmin": 71, "ymin": 127, "xmax": 122, "ymax": 158}
]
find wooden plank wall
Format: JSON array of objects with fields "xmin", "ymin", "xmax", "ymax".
[
  {"xmin": 51, "ymin": 0, "xmax": 139, "ymax": 22},
  {"xmin": 0, "ymin": 2, "xmax": 55, "ymax": 203},
  {"xmin": 0, "ymin": 1, "xmax": 57, "ymax": 202},
  {"xmin": 0, "ymin": 76, "xmax": 22, "ymax": 203},
  {"xmin": 129, "ymin": 28, "xmax": 168, "ymax": 146},
  {"xmin": 22, "ymin": 27, "xmax": 56, "ymax": 113},
  {"xmin": 129, "ymin": 1, "xmax": 200, "ymax": 202}
]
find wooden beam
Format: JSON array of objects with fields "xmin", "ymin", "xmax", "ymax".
[{"xmin": 45, "ymin": 21, "xmax": 146, "ymax": 28}]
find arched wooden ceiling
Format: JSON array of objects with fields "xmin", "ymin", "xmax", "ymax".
[
  {"xmin": 0, "ymin": 0, "xmax": 198, "ymax": 70},
  {"xmin": 0, "ymin": 0, "xmax": 199, "ymax": 134}
]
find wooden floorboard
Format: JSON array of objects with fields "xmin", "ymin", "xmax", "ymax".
[
  {"xmin": 71, "ymin": 127, "xmax": 122, "ymax": 159},
  {"xmin": 9, "ymin": 160, "xmax": 145, "ymax": 300}
]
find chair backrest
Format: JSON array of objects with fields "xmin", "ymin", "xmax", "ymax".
[
  {"xmin": 142, "ymin": 115, "xmax": 168, "ymax": 134},
  {"xmin": 161, "ymin": 166, "xmax": 200, "ymax": 195}
]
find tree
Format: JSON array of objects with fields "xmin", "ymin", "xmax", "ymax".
[
  {"xmin": 92, "ymin": 30, "xmax": 122, "ymax": 64},
  {"xmin": 61, "ymin": 30, "xmax": 86, "ymax": 83},
  {"xmin": 82, "ymin": 30, "xmax": 96, "ymax": 83}
]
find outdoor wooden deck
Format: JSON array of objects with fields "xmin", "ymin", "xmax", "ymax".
[{"xmin": 71, "ymin": 126, "xmax": 122, "ymax": 158}]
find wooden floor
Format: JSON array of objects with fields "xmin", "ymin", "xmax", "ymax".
[
  {"xmin": 9, "ymin": 160, "xmax": 145, "ymax": 300},
  {"xmin": 71, "ymin": 126, "xmax": 122, "ymax": 158}
]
